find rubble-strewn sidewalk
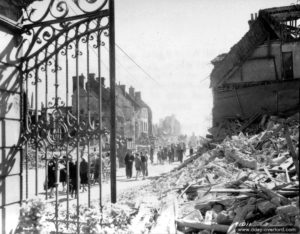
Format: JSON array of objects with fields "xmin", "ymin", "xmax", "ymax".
[{"xmin": 133, "ymin": 113, "xmax": 299, "ymax": 234}]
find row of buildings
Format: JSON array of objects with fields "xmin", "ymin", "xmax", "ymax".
[
  {"xmin": 71, "ymin": 74, "xmax": 153, "ymax": 156},
  {"xmin": 0, "ymin": 0, "xmax": 156, "ymax": 232}
]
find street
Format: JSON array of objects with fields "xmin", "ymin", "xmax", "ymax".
[{"xmin": 23, "ymin": 157, "xmax": 182, "ymax": 205}]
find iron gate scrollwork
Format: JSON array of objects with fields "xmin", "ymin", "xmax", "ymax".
[{"xmin": 18, "ymin": 0, "xmax": 115, "ymax": 232}]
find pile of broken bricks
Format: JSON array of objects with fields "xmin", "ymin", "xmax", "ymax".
[{"xmin": 152, "ymin": 114, "xmax": 299, "ymax": 234}]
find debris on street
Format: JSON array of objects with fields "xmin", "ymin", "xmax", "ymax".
[{"xmin": 144, "ymin": 114, "xmax": 299, "ymax": 233}]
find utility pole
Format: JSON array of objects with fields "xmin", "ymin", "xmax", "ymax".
[{"xmin": 109, "ymin": 0, "xmax": 117, "ymax": 203}]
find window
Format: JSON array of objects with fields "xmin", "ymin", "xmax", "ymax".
[{"xmin": 282, "ymin": 52, "xmax": 293, "ymax": 80}]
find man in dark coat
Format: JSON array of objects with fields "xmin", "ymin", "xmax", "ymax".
[
  {"xmin": 80, "ymin": 157, "xmax": 88, "ymax": 192},
  {"xmin": 178, "ymin": 144, "xmax": 184, "ymax": 163},
  {"xmin": 140, "ymin": 152, "xmax": 148, "ymax": 179},
  {"xmin": 124, "ymin": 152, "xmax": 131, "ymax": 179},
  {"xmin": 128, "ymin": 152, "xmax": 134, "ymax": 178},
  {"xmin": 47, "ymin": 158, "xmax": 56, "ymax": 198}
]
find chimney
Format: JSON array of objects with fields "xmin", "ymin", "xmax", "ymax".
[
  {"xmin": 135, "ymin": 91, "xmax": 141, "ymax": 100},
  {"xmin": 248, "ymin": 13, "xmax": 255, "ymax": 28},
  {"xmin": 129, "ymin": 86, "xmax": 135, "ymax": 97},
  {"xmin": 86, "ymin": 73, "xmax": 96, "ymax": 90},
  {"xmin": 72, "ymin": 74, "xmax": 85, "ymax": 92},
  {"xmin": 96, "ymin": 77, "xmax": 105, "ymax": 87},
  {"xmin": 88, "ymin": 73, "xmax": 95, "ymax": 80},
  {"xmin": 79, "ymin": 74, "xmax": 84, "ymax": 89},
  {"xmin": 120, "ymin": 85, "xmax": 126, "ymax": 94}
]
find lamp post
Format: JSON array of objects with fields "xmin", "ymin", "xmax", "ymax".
[{"xmin": 109, "ymin": 0, "xmax": 117, "ymax": 203}]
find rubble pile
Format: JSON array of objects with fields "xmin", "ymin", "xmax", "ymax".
[
  {"xmin": 151, "ymin": 114, "xmax": 299, "ymax": 233},
  {"xmin": 208, "ymin": 113, "xmax": 287, "ymax": 142}
]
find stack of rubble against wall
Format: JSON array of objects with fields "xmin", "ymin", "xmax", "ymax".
[{"xmin": 149, "ymin": 113, "xmax": 299, "ymax": 233}]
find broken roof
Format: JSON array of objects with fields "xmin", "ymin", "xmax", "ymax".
[{"xmin": 210, "ymin": 5, "xmax": 300, "ymax": 88}]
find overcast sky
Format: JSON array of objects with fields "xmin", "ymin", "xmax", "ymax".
[{"xmin": 111, "ymin": 0, "xmax": 291, "ymax": 135}]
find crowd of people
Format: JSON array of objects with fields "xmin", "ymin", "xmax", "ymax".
[
  {"xmin": 45, "ymin": 143, "xmax": 191, "ymax": 197},
  {"xmin": 157, "ymin": 143, "xmax": 186, "ymax": 164},
  {"xmin": 45, "ymin": 152, "xmax": 110, "ymax": 198},
  {"xmin": 124, "ymin": 151, "xmax": 149, "ymax": 180}
]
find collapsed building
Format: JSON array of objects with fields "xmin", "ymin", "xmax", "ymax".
[{"xmin": 210, "ymin": 5, "xmax": 300, "ymax": 139}]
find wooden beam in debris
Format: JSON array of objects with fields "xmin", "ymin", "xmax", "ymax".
[
  {"xmin": 255, "ymin": 123, "xmax": 283, "ymax": 149},
  {"xmin": 284, "ymin": 125, "xmax": 299, "ymax": 180},
  {"xmin": 172, "ymin": 153, "xmax": 201, "ymax": 171},
  {"xmin": 176, "ymin": 219, "xmax": 229, "ymax": 233}
]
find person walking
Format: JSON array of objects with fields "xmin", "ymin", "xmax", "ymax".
[
  {"xmin": 178, "ymin": 144, "xmax": 184, "ymax": 163},
  {"xmin": 134, "ymin": 153, "xmax": 142, "ymax": 180},
  {"xmin": 47, "ymin": 158, "xmax": 56, "ymax": 198},
  {"xmin": 93, "ymin": 154, "xmax": 101, "ymax": 184},
  {"xmin": 189, "ymin": 147, "xmax": 194, "ymax": 156},
  {"xmin": 143, "ymin": 151, "xmax": 149, "ymax": 176},
  {"xmin": 124, "ymin": 151, "xmax": 131, "ymax": 179},
  {"xmin": 171, "ymin": 144, "xmax": 175, "ymax": 162},
  {"xmin": 150, "ymin": 147, "xmax": 154, "ymax": 164},
  {"xmin": 157, "ymin": 147, "xmax": 162, "ymax": 164},
  {"xmin": 163, "ymin": 146, "xmax": 168, "ymax": 164},
  {"xmin": 128, "ymin": 152, "xmax": 134, "ymax": 178},
  {"xmin": 59, "ymin": 156, "xmax": 67, "ymax": 192},
  {"xmin": 140, "ymin": 152, "xmax": 147, "ymax": 179},
  {"xmin": 80, "ymin": 157, "xmax": 88, "ymax": 192},
  {"xmin": 168, "ymin": 147, "xmax": 172, "ymax": 164},
  {"xmin": 69, "ymin": 159, "xmax": 77, "ymax": 198}
]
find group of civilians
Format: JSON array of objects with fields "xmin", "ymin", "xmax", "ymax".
[
  {"xmin": 46, "ymin": 153, "xmax": 108, "ymax": 198},
  {"xmin": 124, "ymin": 151, "xmax": 149, "ymax": 180},
  {"xmin": 46, "ymin": 156, "xmax": 82, "ymax": 198},
  {"xmin": 157, "ymin": 143, "xmax": 186, "ymax": 164}
]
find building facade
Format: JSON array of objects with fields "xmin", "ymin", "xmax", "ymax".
[
  {"xmin": 210, "ymin": 6, "xmax": 300, "ymax": 132},
  {"xmin": 72, "ymin": 75, "xmax": 153, "ymax": 157}
]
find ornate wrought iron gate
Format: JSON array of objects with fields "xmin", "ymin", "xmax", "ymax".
[{"xmin": 18, "ymin": 0, "xmax": 116, "ymax": 232}]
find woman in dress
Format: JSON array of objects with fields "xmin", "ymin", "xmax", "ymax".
[
  {"xmin": 59, "ymin": 156, "xmax": 67, "ymax": 192},
  {"xmin": 47, "ymin": 158, "xmax": 56, "ymax": 198},
  {"xmin": 80, "ymin": 157, "xmax": 88, "ymax": 192}
]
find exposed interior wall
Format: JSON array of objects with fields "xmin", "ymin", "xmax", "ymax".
[
  {"xmin": 0, "ymin": 27, "xmax": 22, "ymax": 234},
  {"xmin": 226, "ymin": 42, "xmax": 281, "ymax": 83},
  {"xmin": 226, "ymin": 41, "xmax": 300, "ymax": 84},
  {"xmin": 213, "ymin": 80, "xmax": 300, "ymax": 124}
]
